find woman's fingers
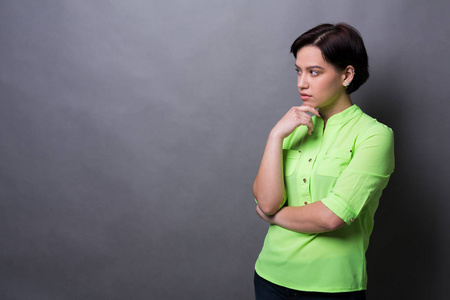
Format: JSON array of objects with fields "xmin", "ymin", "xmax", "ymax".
[
  {"xmin": 272, "ymin": 105, "xmax": 320, "ymax": 138},
  {"xmin": 306, "ymin": 120, "xmax": 314, "ymax": 135},
  {"xmin": 256, "ymin": 205, "xmax": 274, "ymax": 223},
  {"xmin": 256, "ymin": 205, "xmax": 267, "ymax": 218},
  {"xmin": 291, "ymin": 106, "xmax": 318, "ymax": 135}
]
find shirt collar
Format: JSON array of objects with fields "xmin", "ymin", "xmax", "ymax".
[{"xmin": 321, "ymin": 104, "xmax": 362, "ymax": 126}]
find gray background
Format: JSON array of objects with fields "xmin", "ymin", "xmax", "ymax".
[{"xmin": 1, "ymin": 0, "xmax": 449, "ymax": 299}]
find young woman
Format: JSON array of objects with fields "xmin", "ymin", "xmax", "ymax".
[{"xmin": 253, "ymin": 23, "xmax": 395, "ymax": 300}]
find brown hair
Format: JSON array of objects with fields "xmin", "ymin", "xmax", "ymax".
[{"xmin": 290, "ymin": 23, "xmax": 369, "ymax": 94}]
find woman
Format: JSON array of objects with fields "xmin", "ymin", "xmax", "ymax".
[{"xmin": 253, "ymin": 23, "xmax": 394, "ymax": 300}]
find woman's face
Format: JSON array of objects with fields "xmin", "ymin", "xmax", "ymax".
[{"xmin": 295, "ymin": 45, "xmax": 347, "ymax": 111}]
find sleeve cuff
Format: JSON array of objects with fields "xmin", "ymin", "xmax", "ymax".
[{"xmin": 321, "ymin": 193, "xmax": 357, "ymax": 225}]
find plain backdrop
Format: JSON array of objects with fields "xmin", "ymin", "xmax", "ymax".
[{"xmin": 1, "ymin": 1, "xmax": 449, "ymax": 299}]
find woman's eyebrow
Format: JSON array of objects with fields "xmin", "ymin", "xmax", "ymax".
[{"xmin": 295, "ymin": 64, "xmax": 325, "ymax": 70}]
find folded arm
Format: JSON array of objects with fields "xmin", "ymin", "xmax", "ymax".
[{"xmin": 256, "ymin": 201, "xmax": 346, "ymax": 233}]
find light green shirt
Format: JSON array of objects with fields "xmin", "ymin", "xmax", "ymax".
[{"xmin": 255, "ymin": 105, "xmax": 395, "ymax": 292}]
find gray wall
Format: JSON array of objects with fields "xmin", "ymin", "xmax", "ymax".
[{"xmin": 1, "ymin": 1, "xmax": 449, "ymax": 299}]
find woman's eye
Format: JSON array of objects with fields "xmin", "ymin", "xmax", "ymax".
[
  {"xmin": 310, "ymin": 70, "xmax": 318, "ymax": 76},
  {"xmin": 295, "ymin": 69, "xmax": 301, "ymax": 74}
]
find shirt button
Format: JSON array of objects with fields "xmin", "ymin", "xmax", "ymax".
[
  {"xmin": 303, "ymin": 178, "xmax": 307, "ymax": 183},
  {"xmin": 308, "ymin": 158, "xmax": 312, "ymax": 162},
  {"xmin": 350, "ymin": 218, "xmax": 354, "ymax": 222},
  {"xmin": 298, "ymin": 150, "xmax": 302, "ymax": 153},
  {"xmin": 304, "ymin": 201, "xmax": 308, "ymax": 205}
]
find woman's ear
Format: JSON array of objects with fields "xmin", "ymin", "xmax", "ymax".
[{"xmin": 342, "ymin": 65, "xmax": 356, "ymax": 88}]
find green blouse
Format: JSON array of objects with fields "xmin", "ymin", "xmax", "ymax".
[{"xmin": 255, "ymin": 105, "xmax": 395, "ymax": 292}]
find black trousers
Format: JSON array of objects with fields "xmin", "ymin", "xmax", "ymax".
[{"xmin": 254, "ymin": 271, "xmax": 366, "ymax": 300}]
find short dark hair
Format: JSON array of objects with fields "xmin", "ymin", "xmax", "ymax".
[{"xmin": 290, "ymin": 23, "xmax": 369, "ymax": 94}]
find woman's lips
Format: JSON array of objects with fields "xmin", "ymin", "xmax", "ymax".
[{"xmin": 300, "ymin": 93, "xmax": 312, "ymax": 100}]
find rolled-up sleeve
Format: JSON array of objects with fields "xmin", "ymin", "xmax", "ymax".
[{"xmin": 321, "ymin": 125, "xmax": 395, "ymax": 225}]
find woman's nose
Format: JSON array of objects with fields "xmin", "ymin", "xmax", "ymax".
[{"xmin": 297, "ymin": 74, "xmax": 308, "ymax": 89}]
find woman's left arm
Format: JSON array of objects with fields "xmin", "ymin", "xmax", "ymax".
[{"xmin": 256, "ymin": 201, "xmax": 345, "ymax": 233}]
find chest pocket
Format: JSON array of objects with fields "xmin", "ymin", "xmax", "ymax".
[
  {"xmin": 283, "ymin": 149, "xmax": 301, "ymax": 177},
  {"xmin": 316, "ymin": 148, "xmax": 352, "ymax": 177}
]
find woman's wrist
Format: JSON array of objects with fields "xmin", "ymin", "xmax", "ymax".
[{"xmin": 269, "ymin": 128, "xmax": 286, "ymax": 141}]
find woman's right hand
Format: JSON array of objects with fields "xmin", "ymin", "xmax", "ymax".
[{"xmin": 271, "ymin": 105, "xmax": 320, "ymax": 138}]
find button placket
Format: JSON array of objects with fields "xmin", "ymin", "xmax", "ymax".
[{"xmin": 294, "ymin": 148, "xmax": 316, "ymax": 207}]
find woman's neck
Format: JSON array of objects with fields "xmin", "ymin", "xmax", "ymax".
[
  {"xmin": 319, "ymin": 96, "xmax": 353, "ymax": 129},
  {"xmin": 320, "ymin": 96, "xmax": 353, "ymax": 125}
]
